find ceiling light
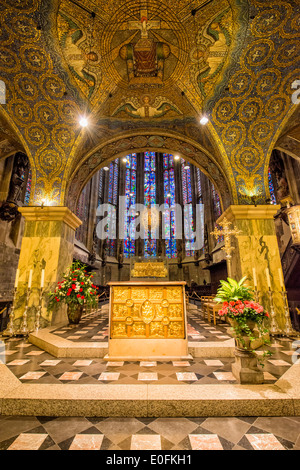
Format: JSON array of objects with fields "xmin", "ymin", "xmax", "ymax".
[
  {"xmin": 103, "ymin": 166, "xmax": 109, "ymax": 171},
  {"xmin": 79, "ymin": 117, "xmax": 89, "ymax": 127},
  {"xmin": 200, "ymin": 116, "xmax": 209, "ymax": 125},
  {"xmin": 174, "ymin": 155, "xmax": 180, "ymax": 160}
]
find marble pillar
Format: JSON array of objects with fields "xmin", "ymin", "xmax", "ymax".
[
  {"xmin": 12, "ymin": 207, "xmax": 82, "ymax": 330},
  {"xmin": 217, "ymin": 205, "xmax": 285, "ymax": 330}
]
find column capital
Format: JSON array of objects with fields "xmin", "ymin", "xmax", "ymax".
[
  {"xmin": 18, "ymin": 206, "xmax": 82, "ymax": 231},
  {"xmin": 217, "ymin": 204, "xmax": 281, "ymax": 224}
]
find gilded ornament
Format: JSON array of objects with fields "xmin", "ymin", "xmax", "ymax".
[
  {"xmin": 14, "ymin": 74, "xmax": 39, "ymax": 101},
  {"xmin": 34, "ymin": 102, "xmax": 59, "ymax": 126},
  {"xmin": 239, "ymin": 98, "xmax": 263, "ymax": 123},
  {"xmin": 140, "ymin": 300, "xmax": 156, "ymax": 324},
  {"xmin": 20, "ymin": 46, "xmax": 52, "ymax": 72},
  {"xmin": 0, "ymin": 48, "xmax": 21, "ymax": 74},
  {"xmin": 9, "ymin": 100, "xmax": 33, "ymax": 126},
  {"xmin": 228, "ymin": 71, "xmax": 254, "ymax": 97},
  {"xmin": 25, "ymin": 124, "xmax": 50, "ymax": 147},
  {"xmin": 41, "ymin": 74, "xmax": 66, "ymax": 100},
  {"xmin": 212, "ymin": 97, "xmax": 236, "ymax": 126},
  {"xmin": 242, "ymin": 39, "xmax": 274, "ymax": 69}
]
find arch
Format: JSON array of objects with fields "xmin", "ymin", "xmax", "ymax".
[{"xmin": 65, "ymin": 131, "xmax": 235, "ymax": 213}]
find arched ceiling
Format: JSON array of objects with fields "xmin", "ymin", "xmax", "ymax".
[{"xmin": 0, "ymin": 0, "xmax": 299, "ymax": 207}]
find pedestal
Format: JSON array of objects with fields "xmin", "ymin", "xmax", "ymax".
[
  {"xmin": 13, "ymin": 207, "xmax": 82, "ymax": 329},
  {"xmin": 217, "ymin": 205, "xmax": 285, "ymax": 331},
  {"xmin": 232, "ymin": 348, "xmax": 264, "ymax": 384},
  {"xmin": 105, "ymin": 281, "xmax": 190, "ymax": 361}
]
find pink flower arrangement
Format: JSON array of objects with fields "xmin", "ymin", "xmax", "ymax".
[{"xmin": 218, "ymin": 300, "xmax": 269, "ymax": 320}]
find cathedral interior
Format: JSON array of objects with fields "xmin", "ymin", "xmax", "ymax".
[{"xmin": 0, "ymin": 0, "xmax": 300, "ymax": 452}]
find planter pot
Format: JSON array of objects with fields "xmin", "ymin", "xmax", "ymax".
[
  {"xmin": 228, "ymin": 318, "xmax": 258, "ymax": 351},
  {"xmin": 67, "ymin": 304, "xmax": 84, "ymax": 324}
]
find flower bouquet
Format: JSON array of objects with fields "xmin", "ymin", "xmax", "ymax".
[
  {"xmin": 215, "ymin": 277, "xmax": 270, "ymax": 352},
  {"xmin": 48, "ymin": 261, "xmax": 99, "ymax": 324}
]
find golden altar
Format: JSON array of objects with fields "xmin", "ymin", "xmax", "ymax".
[{"xmin": 106, "ymin": 281, "xmax": 189, "ymax": 360}]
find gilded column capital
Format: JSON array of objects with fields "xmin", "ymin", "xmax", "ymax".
[
  {"xmin": 217, "ymin": 204, "xmax": 281, "ymax": 224},
  {"xmin": 18, "ymin": 206, "xmax": 82, "ymax": 231}
]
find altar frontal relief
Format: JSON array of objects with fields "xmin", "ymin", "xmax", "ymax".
[{"xmin": 106, "ymin": 281, "xmax": 189, "ymax": 360}]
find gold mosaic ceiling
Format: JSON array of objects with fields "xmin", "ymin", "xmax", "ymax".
[{"xmin": 0, "ymin": 0, "xmax": 299, "ymax": 207}]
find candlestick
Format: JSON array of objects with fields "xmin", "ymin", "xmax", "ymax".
[
  {"xmin": 4, "ymin": 287, "xmax": 17, "ymax": 337},
  {"xmin": 18, "ymin": 286, "xmax": 31, "ymax": 337},
  {"xmin": 35, "ymin": 286, "xmax": 43, "ymax": 332},
  {"xmin": 278, "ymin": 268, "xmax": 284, "ymax": 289},
  {"xmin": 14, "ymin": 269, "xmax": 19, "ymax": 289},
  {"xmin": 40, "ymin": 269, "xmax": 45, "ymax": 289},
  {"xmin": 267, "ymin": 288, "xmax": 281, "ymax": 336},
  {"xmin": 28, "ymin": 269, "xmax": 33, "ymax": 289},
  {"xmin": 252, "ymin": 267, "xmax": 257, "ymax": 287},
  {"xmin": 265, "ymin": 268, "xmax": 271, "ymax": 289}
]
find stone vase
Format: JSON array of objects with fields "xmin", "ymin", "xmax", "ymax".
[
  {"xmin": 67, "ymin": 304, "xmax": 84, "ymax": 325},
  {"xmin": 229, "ymin": 318, "xmax": 264, "ymax": 384}
]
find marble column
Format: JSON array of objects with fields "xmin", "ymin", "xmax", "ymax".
[
  {"xmin": 13, "ymin": 206, "xmax": 82, "ymax": 330},
  {"xmin": 217, "ymin": 205, "xmax": 285, "ymax": 330}
]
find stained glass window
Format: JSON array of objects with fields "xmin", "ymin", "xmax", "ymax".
[
  {"xmin": 144, "ymin": 152, "xmax": 156, "ymax": 258},
  {"xmin": 163, "ymin": 153, "xmax": 177, "ymax": 258},
  {"xmin": 268, "ymin": 168, "xmax": 277, "ymax": 205},
  {"xmin": 181, "ymin": 159, "xmax": 195, "ymax": 257},
  {"xmin": 212, "ymin": 184, "xmax": 224, "ymax": 244},
  {"xmin": 107, "ymin": 159, "xmax": 119, "ymax": 256},
  {"xmin": 196, "ymin": 167, "xmax": 202, "ymax": 202},
  {"xmin": 124, "ymin": 153, "xmax": 137, "ymax": 257}
]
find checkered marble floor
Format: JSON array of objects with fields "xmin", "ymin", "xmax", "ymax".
[
  {"xmin": 0, "ymin": 415, "xmax": 299, "ymax": 450},
  {"xmin": 49, "ymin": 307, "xmax": 232, "ymax": 343},
  {"xmin": 1, "ymin": 333, "xmax": 298, "ymax": 385}
]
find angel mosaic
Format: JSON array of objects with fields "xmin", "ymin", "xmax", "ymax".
[{"xmin": 112, "ymin": 95, "xmax": 182, "ymax": 119}]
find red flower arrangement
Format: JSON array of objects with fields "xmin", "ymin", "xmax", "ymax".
[
  {"xmin": 215, "ymin": 277, "xmax": 271, "ymax": 352},
  {"xmin": 48, "ymin": 261, "xmax": 99, "ymax": 309}
]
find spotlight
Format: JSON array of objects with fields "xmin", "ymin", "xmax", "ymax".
[
  {"xmin": 79, "ymin": 117, "xmax": 89, "ymax": 127},
  {"xmin": 174, "ymin": 155, "xmax": 180, "ymax": 160},
  {"xmin": 200, "ymin": 116, "xmax": 209, "ymax": 125}
]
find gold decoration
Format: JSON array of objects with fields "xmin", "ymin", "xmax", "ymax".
[
  {"xmin": 211, "ymin": 217, "xmax": 242, "ymax": 277},
  {"xmin": 110, "ymin": 283, "xmax": 185, "ymax": 339},
  {"xmin": 131, "ymin": 261, "xmax": 168, "ymax": 278}
]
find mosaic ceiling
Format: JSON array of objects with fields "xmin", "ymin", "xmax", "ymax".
[{"xmin": 0, "ymin": 0, "xmax": 299, "ymax": 207}]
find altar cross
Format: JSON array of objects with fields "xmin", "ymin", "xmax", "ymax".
[
  {"xmin": 211, "ymin": 217, "xmax": 242, "ymax": 277},
  {"xmin": 128, "ymin": 8, "xmax": 160, "ymax": 39}
]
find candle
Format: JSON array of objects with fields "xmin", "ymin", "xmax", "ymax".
[
  {"xmin": 252, "ymin": 267, "xmax": 257, "ymax": 287},
  {"xmin": 41, "ymin": 269, "xmax": 45, "ymax": 289},
  {"xmin": 28, "ymin": 269, "xmax": 33, "ymax": 289},
  {"xmin": 265, "ymin": 268, "xmax": 271, "ymax": 289},
  {"xmin": 278, "ymin": 268, "xmax": 284, "ymax": 289},
  {"xmin": 14, "ymin": 269, "xmax": 19, "ymax": 288}
]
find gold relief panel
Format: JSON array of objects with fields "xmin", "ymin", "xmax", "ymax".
[
  {"xmin": 166, "ymin": 286, "xmax": 182, "ymax": 301},
  {"xmin": 150, "ymin": 322, "xmax": 165, "ymax": 338},
  {"xmin": 109, "ymin": 283, "xmax": 186, "ymax": 339},
  {"xmin": 112, "ymin": 304, "xmax": 128, "ymax": 319},
  {"xmin": 168, "ymin": 304, "xmax": 183, "ymax": 319},
  {"xmin": 149, "ymin": 287, "xmax": 164, "ymax": 300},
  {"xmin": 113, "ymin": 286, "xmax": 129, "ymax": 301},
  {"xmin": 168, "ymin": 321, "xmax": 184, "ymax": 338},
  {"xmin": 132, "ymin": 322, "xmax": 146, "ymax": 337},
  {"xmin": 131, "ymin": 287, "xmax": 148, "ymax": 301},
  {"xmin": 112, "ymin": 322, "xmax": 127, "ymax": 337},
  {"xmin": 140, "ymin": 300, "xmax": 156, "ymax": 324}
]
